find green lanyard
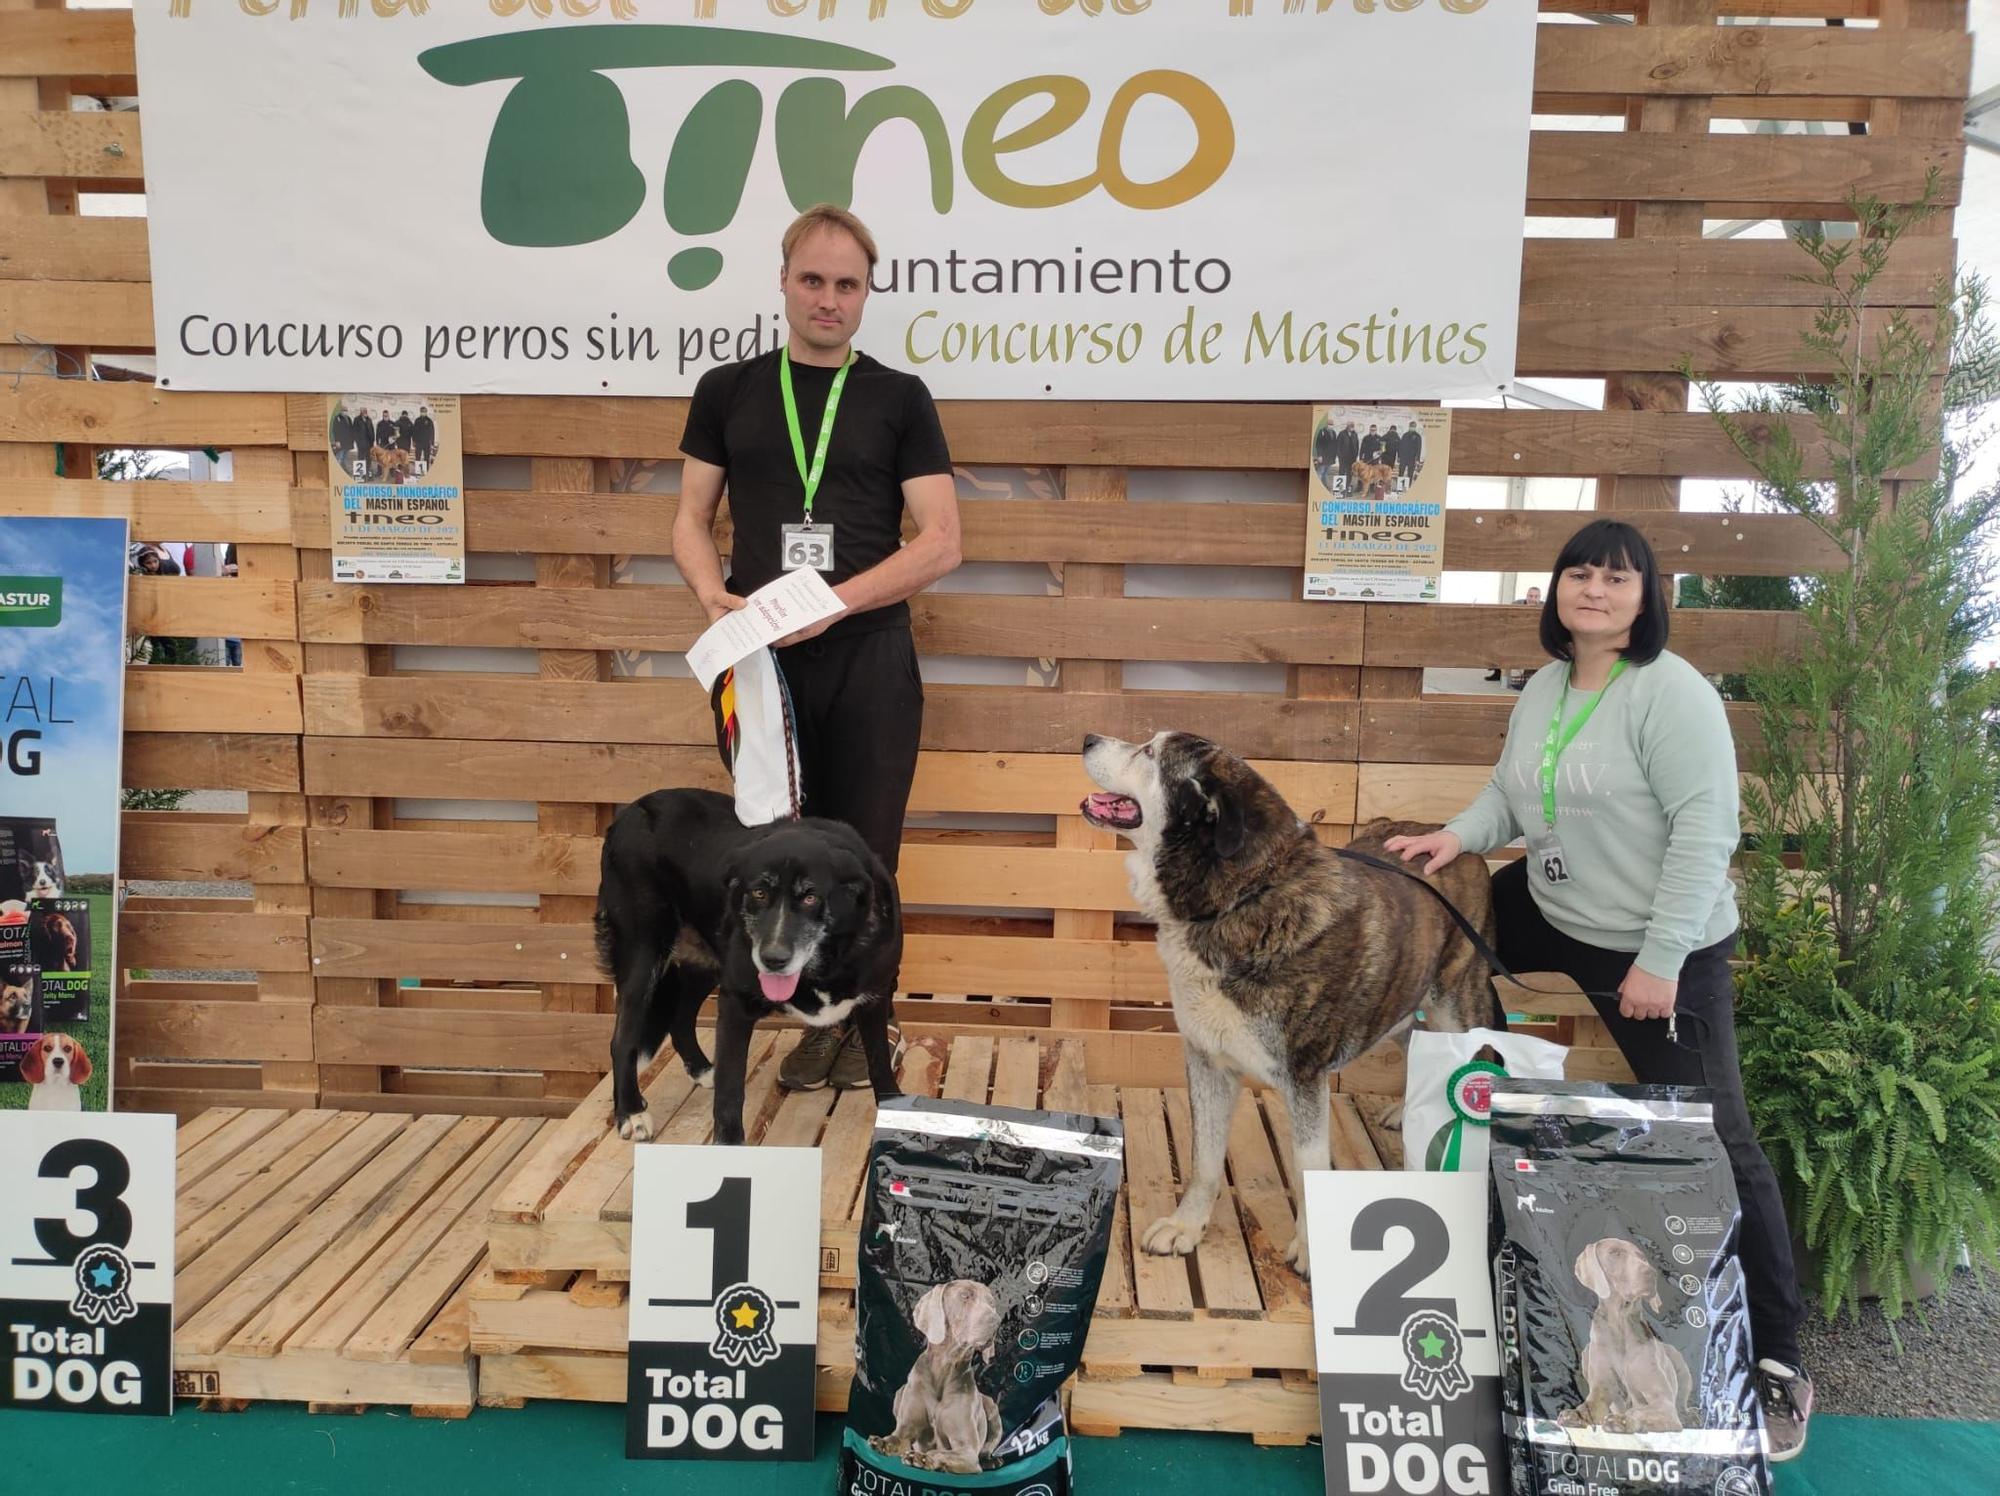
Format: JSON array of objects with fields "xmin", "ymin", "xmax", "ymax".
[
  {"xmin": 1539, "ymin": 658, "xmax": 1627, "ymax": 830},
  {"xmin": 779, "ymin": 350, "xmax": 853, "ymax": 524}
]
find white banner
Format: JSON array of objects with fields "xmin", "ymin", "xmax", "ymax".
[{"xmin": 132, "ymin": 1, "xmax": 1536, "ymax": 401}]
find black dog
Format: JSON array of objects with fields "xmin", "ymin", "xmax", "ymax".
[{"xmin": 596, "ymin": 788, "xmax": 903, "ymax": 1145}]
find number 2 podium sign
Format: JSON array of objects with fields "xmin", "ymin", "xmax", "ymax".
[
  {"xmin": 627, "ymin": 1145, "xmax": 821, "ymax": 1461},
  {"xmin": 1, "ymin": 1113, "xmax": 176, "ymax": 1416},
  {"xmin": 1304, "ymin": 1171, "xmax": 1504, "ymax": 1496}
]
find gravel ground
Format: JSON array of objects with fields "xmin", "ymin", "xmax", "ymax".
[{"xmin": 1797, "ymin": 1267, "xmax": 2000, "ymax": 1420}]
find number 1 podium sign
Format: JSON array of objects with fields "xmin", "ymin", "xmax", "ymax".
[
  {"xmin": 627, "ymin": 1145, "xmax": 821, "ymax": 1461},
  {"xmin": 1, "ymin": 1113, "xmax": 176, "ymax": 1416},
  {"xmin": 1304, "ymin": 1171, "xmax": 1505, "ymax": 1496}
]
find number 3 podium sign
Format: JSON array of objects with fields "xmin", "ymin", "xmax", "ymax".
[
  {"xmin": 627, "ymin": 1145, "xmax": 821, "ymax": 1461},
  {"xmin": 1304, "ymin": 1171, "xmax": 1504, "ymax": 1496},
  {"xmin": 1, "ymin": 1113, "xmax": 176, "ymax": 1416}
]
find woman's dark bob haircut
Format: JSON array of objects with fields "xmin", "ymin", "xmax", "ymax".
[{"xmin": 1539, "ymin": 518, "xmax": 1670, "ymax": 665}]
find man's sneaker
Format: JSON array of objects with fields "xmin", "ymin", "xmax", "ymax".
[
  {"xmin": 779, "ymin": 1022, "xmax": 847, "ymax": 1091},
  {"xmin": 828, "ymin": 1023, "xmax": 906, "ymax": 1092},
  {"xmin": 1757, "ymin": 1358, "xmax": 1814, "ymax": 1463}
]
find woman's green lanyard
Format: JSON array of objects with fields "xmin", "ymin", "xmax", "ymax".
[
  {"xmin": 1538, "ymin": 658, "xmax": 1628, "ymax": 830},
  {"xmin": 779, "ymin": 350, "xmax": 853, "ymax": 523}
]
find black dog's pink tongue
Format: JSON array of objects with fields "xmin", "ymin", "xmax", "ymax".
[{"xmin": 758, "ymin": 970, "xmax": 801, "ymax": 1004}]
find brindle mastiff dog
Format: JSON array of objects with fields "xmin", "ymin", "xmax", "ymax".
[{"xmin": 1081, "ymin": 731, "xmax": 1498, "ymax": 1276}]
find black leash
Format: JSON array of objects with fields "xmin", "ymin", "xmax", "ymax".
[{"xmin": 1331, "ymin": 847, "xmax": 1669, "ymax": 1038}]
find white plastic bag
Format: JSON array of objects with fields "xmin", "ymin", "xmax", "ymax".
[
  {"xmin": 1403, "ymin": 1027, "xmax": 1566, "ymax": 1172},
  {"xmin": 709, "ymin": 647, "xmax": 802, "ymax": 828}
]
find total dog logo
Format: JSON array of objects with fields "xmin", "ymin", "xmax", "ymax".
[{"xmin": 2, "ymin": 1117, "xmax": 177, "ymax": 1418}]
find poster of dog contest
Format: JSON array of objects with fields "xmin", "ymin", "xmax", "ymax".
[
  {"xmin": 326, "ymin": 394, "xmax": 465, "ymax": 584},
  {"xmin": 132, "ymin": 4, "xmax": 1536, "ymax": 402},
  {"xmin": 0, "ymin": 517, "xmax": 125, "ymax": 1115},
  {"xmin": 1304, "ymin": 405, "xmax": 1454, "ymax": 603},
  {"xmin": 627, "ymin": 1145, "xmax": 822, "ymax": 1461}
]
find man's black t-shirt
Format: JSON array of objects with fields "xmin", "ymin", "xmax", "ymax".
[{"xmin": 680, "ymin": 349, "xmax": 952, "ymax": 641}]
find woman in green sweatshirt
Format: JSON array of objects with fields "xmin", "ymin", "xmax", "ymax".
[{"xmin": 1387, "ymin": 518, "xmax": 1814, "ymax": 1463}]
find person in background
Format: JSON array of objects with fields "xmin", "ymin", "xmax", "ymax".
[
  {"xmin": 130, "ymin": 544, "xmax": 196, "ymax": 665},
  {"xmin": 1386, "ymin": 518, "xmax": 1814, "ymax": 1463},
  {"xmin": 221, "ymin": 543, "xmax": 242, "ymax": 668},
  {"xmin": 1487, "ymin": 584, "xmax": 1542, "ymax": 683}
]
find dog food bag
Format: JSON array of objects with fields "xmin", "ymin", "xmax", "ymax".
[
  {"xmin": 1404, "ymin": 1027, "xmax": 1567, "ymax": 1174},
  {"xmin": 1490, "ymin": 1080, "xmax": 1770, "ymax": 1496},
  {"xmin": 840, "ymin": 1096, "xmax": 1123, "ymax": 1496}
]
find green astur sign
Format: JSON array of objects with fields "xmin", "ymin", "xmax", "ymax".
[{"xmin": 0, "ymin": 577, "xmax": 62, "ymax": 628}]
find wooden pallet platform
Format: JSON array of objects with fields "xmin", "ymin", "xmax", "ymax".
[
  {"xmin": 475, "ymin": 1029, "xmax": 1407, "ymax": 1444},
  {"xmin": 174, "ymin": 1105, "xmax": 552, "ymax": 1417}
]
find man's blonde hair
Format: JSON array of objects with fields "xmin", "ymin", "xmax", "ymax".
[{"xmin": 781, "ymin": 204, "xmax": 879, "ymax": 269}]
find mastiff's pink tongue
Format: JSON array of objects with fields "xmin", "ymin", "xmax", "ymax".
[{"xmin": 758, "ymin": 970, "xmax": 801, "ymax": 1004}]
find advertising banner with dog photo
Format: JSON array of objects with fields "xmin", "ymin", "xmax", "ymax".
[
  {"xmin": 0, "ymin": 517, "xmax": 126, "ymax": 1115},
  {"xmin": 627, "ymin": 1144, "xmax": 821, "ymax": 1461},
  {"xmin": 1304, "ymin": 1170, "xmax": 1506, "ymax": 1496},
  {"xmin": 0, "ymin": 1111, "xmax": 176, "ymax": 1416},
  {"xmin": 325, "ymin": 394, "xmax": 465, "ymax": 584},
  {"xmin": 132, "ymin": 3, "xmax": 1537, "ymax": 402},
  {"xmin": 1305, "ymin": 405, "xmax": 1453, "ymax": 602}
]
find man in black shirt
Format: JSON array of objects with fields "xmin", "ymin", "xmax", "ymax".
[{"xmin": 674, "ymin": 203, "xmax": 962, "ymax": 1092}]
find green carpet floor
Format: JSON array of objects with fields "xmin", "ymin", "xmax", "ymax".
[{"xmin": 1, "ymin": 1404, "xmax": 1990, "ymax": 1496}]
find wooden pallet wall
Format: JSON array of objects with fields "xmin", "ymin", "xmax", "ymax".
[{"xmin": 0, "ymin": 0, "xmax": 1968, "ymax": 1116}]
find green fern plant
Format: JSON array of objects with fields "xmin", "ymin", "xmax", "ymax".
[{"xmin": 1697, "ymin": 189, "xmax": 2000, "ymax": 1322}]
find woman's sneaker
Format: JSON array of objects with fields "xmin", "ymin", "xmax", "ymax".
[{"xmin": 1757, "ymin": 1359, "xmax": 1815, "ymax": 1462}]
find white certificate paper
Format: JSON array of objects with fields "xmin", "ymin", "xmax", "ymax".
[{"xmin": 685, "ymin": 572, "xmax": 846, "ymax": 690}]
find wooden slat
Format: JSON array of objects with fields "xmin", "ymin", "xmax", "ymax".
[
  {"xmin": 940, "ymin": 1035, "xmax": 994, "ymax": 1103},
  {"xmin": 177, "ymin": 1113, "xmax": 414, "ymax": 1324},
  {"xmin": 304, "ymin": 739, "xmax": 1358, "ymax": 820},
  {"xmin": 0, "ymin": 8, "xmax": 133, "ymax": 76},
  {"xmin": 298, "ymin": 583, "xmax": 1368, "ymax": 666},
  {"xmin": 118, "ymin": 999, "xmax": 313, "ymax": 1063},
  {"xmin": 127, "ymin": 668, "xmax": 302, "ymax": 734},
  {"xmin": 176, "ymin": 1107, "xmax": 290, "ymax": 1189},
  {"xmin": 1120, "ymin": 1087, "xmax": 1194, "ymax": 1320},
  {"xmin": 1161, "ymin": 1088, "xmax": 1264, "ymax": 1320},
  {"xmin": 177, "ymin": 1113, "xmax": 466, "ymax": 1356},
  {"xmin": 0, "ymin": 383, "xmax": 285, "ymax": 446},
  {"xmin": 487, "ymin": 1068, "xmax": 617, "ymax": 1221},
  {"xmin": 125, "ymin": 732, "xmax": 302, "ymax": 793},
  {"xmin": 284, "ymin": 484, "xmax": 1852, "ymax": 570},
  {"xmin": 990, "ymin": 1037, "xmax": 1040, "ymax": 1110},
  {"xmin": 315, "ymin": 1006, "xmax": 608, "ymax": 1073},
  {"xmin": 128, "ymin": 575, "xmax": 296, "ymax": 639},
  {"xmin": 0, "ymin": 109, "xmax": 142, "ymax": 179},
  {"xmin": 120, "ymin": 814, "xmax": 306, "ymax": 883},
  {"xmin": 276, "ymin": 396, "xmax": 1937, "ymax": 479},
  {"xmin": 1534, "ymin": 23, "xmax": 1969, "ymax": 99},
  {"xmin": 304, "ymin": 677, "xmax": 1364, "ymax": 760},
  {"xmin": 0, "ymin": 476, "xmax": 303, "ymax": 541},
  {"xmin": 1360, "ymin": 603, "xmax": 1798, "ymax": 670},
  {"xmin": 1519, "ymin": 236, "xmax": 1953, "ymax": 309},
  {"xmin": 1528, "ymin": 133, "xmax": 1960, "ymax": 210},
  {"xmin": 220, "ymin": 1120, "xmax": 500, "ymax": 1352},
  {"xmin": 0, "ymin": 213, "xmax": 149, "ymax": 280},
  {"xmin": 1225, "ymin": 1093, "xmax": 1312, "ymax": 1325},
  {"xmin": 121, "ymin": 907, "xmax": 311, "ymax": 972},
  {"xmin": 175, "ymin": 1111, "xmax": 354, "ymax": 1268},
  {"xmin": 286, "ymin": 1117, "xmax": 541, "ymax": 1356},
  {"xmin": 347, "ymin": 1122, "xmax": 545, "ymax": 1362}
]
